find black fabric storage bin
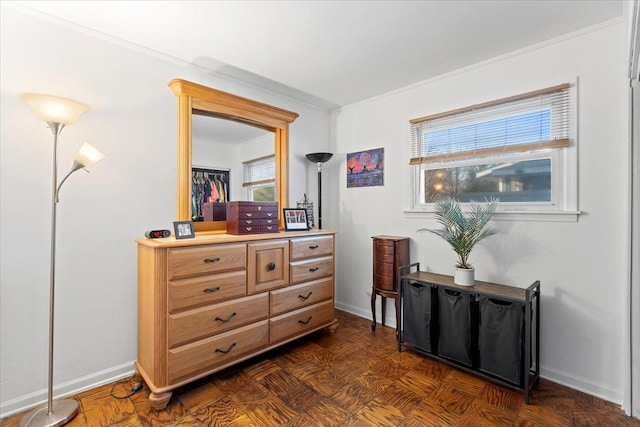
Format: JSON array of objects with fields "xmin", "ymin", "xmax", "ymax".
[
  {"xmin": 477, "ymin": 296, "xmax": 525, "ymax": 385},
  {"xmin": 438, "ymin": 288, "xmax": 476, "ymax": 366},
  {"xmin": 402, "ymin": 281, "xmax": 437, "ymax": 353}
]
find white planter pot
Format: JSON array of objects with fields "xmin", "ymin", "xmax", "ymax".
[{"xmin": 454, "ymin": 267, "xmax": 475, "ymax": 286}]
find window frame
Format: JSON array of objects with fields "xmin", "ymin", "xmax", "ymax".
[{"xmin": 407, "ymin": 81, "xmax": 579, "ymax": 222}]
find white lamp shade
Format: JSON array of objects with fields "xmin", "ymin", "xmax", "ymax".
[
  {"xmin": 74, "ymin": 142, "xmax": 105, "ymax": 168},
  {"xmin": 20, "ymin": 93, "xmax": 90, "ymax": 125}
]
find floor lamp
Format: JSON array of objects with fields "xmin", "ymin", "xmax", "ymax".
[
  {"xmin": 305, "ymin": 152, "xmax": 333, "ymax": 229},
  {"xmin": 19, "ymin": 93, "xmax": 105, "ymax": 427}
]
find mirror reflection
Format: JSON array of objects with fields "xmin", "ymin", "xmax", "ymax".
[{"xmin": 191, "ymin": 112, "xmax": 275, "ymax": 222}]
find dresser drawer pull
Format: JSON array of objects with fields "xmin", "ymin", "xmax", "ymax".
[
  {"xmin": 266, "ymin": 212, "xmax": 274, "ymax": 217},
  {"xmin": 298, "ymin": 316, "xmax": 312, "ymax": 325},
  {"xmin": 215, "ymin": 342, "xmax": 237, "ymax": 354},
  {"xmin": 203, "ymin": 286, "xmax": 220, "ymax": 293},
  {"xmin": 309, "ymin": 245, "xmax": 319, "ymax": 249},
  {"xmin": 204, "ymin": 257, "xmax": 221, "ymax": 263},
  {"xmin": 309, "ymin": 267, "xmax": 319, "ymax": 272},
  {"xmin": 244, "ymin": 213, "xmax": 254, "ymax": 217},
  {"xmin": 298, "ymin": 292, "xmax": 313, "ymax": 300},
  {"xmin": 244, "ymin": 227, "xmax": 253, "ymax": 232},
  {"xmin": 268, "ymin": 262, "xmax": 276, "ymax": 271},
  {"xmin": 245, "ymin": 220, "xmax": 253, "ymax": 224},
  {"xmin": 215, "ymin": 312, "xmax": 237, "ymax": 323}
]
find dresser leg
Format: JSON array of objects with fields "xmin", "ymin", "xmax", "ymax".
[
  {"xmin": 149, "ymin": 391, "xmax": 172, "ymax": 411},
  {"xmin": 327, "ymin": 318, "xmax": 340, "ymax": 334},
  {"xmin": 371, "ymin": 289, "xmax": 377, "ymax": 331},
  {"xmin": 381, "ymin": 296, "xmax": 387, "ymax": 327}
]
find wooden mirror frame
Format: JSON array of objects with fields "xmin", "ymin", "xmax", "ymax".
[{"xmin": 169, "ymin": 79, "xmax": 299, "ymax": 233}]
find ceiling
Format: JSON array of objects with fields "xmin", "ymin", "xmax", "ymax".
[{"xmin": 11, "ymin": 0, "xmax": 623, "ymax": 110}]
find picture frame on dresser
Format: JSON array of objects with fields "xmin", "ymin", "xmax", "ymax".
[
  {"xmin": 283, "ymin": 208, "xmax": 310, "ymax": 231},
  {"xmin": 173, "ymin": 221, "xmax": 195, "ymax": 239}
]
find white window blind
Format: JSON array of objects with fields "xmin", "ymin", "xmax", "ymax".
[
  {"xmin": 243, "ymin": 155, "xmax": 275, "ymax": 187},
  {"xmin": 410, "ymin": 83, "xmax": 571, "ymax": 164}
]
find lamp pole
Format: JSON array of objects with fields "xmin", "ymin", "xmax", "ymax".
[
  {"xmin": 46, "ymin": 122, "xmax": 65, "ymax": 419},
  {"xmin": 305, "ymin": 153, "xmax": 333, "ymax": 229},
  {"xmin": 316, "ymin": 162, "xmax": 323, "ymax": 229}
]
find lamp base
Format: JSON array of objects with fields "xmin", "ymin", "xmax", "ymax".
[{"xmin": 19, "ymin": 399, "xmax": 79, "ymax": 427}]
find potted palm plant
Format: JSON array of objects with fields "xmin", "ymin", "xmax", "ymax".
[{"xmin": 421, "ymin": 197, "xmax": 500, "ymax": 286}]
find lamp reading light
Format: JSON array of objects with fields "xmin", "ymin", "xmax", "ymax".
[
  {"xmin": 19, "ymin": 93, "xmax": 104, "ymax": 427},
  {"xmin": 56, "ymin": 143, "xmax": 106, "ymax": 202}
]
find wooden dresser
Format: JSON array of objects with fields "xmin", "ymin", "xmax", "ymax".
[
  {"xmin": 371, "ymin": 235, "xmax": 409, "ymax": 331},
  {"xmin": 136, "ymin": 230, "xmax": 337, "ymax": 410}
]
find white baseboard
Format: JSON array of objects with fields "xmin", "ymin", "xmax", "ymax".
[
  {"xmin": 335, "ymin": 301, "xmax": 398, "ymax": 328},
  {"xmin": 540, "ymin": 365, "xmax": 624, "ymax": 407},
  {"xmin": 335, "ymin": 301, "xmax": 371, "ymax": 321},
  {"xmin": 0, "ymin": 361, "xmax": 136, "ymax": 419}
]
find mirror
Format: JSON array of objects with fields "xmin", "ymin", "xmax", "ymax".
[{"xmin": 169, "ymin": 79, "xmax": 299, "ymax": 233}]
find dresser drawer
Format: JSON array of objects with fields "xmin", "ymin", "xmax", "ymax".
[
  {"xmin": 238, "ymin": 218, "xmax": 259, "ymax": 227},
  {"xmin": 374, "ymin": 256, "xmax": 396, "ymax": 290},
  {"xmin": 269, "ymin": 300, "xmax": 334, "ymax": 344},
  {"xmin": 290, "ymin": 256, "xmax": 333, "ymax": 284},
  {"xmin": 168, "ymin": 320, "xmax": 269, "ymax": 384},
  {"xmin": 229, "ymin": 224, "xmax": 279, "ymax": 235},
  {"xmin": 168, "ymin": 270, "xmax": 246, "ymax": 313},
  {"xmin": 260, "ymin": 210, "xmax": 278, "ymax": 219},
  {"xmin": 270, "ymin": 277, "xmax": 333, "ymax": 316},
  {"xmin": 236, "ymin": 217, "xmax": 278, "ymax": 227},
  {"xmin": 168, "ymin": 244, "xmax": 246, "ymax": 280},
  {"xmin": 374, "ymin": 272, "xmax": 394, "ymax": 291},
  {"xmin": 374, "ymin": 244, "xmax": 396, "ymax": 263},
  {"xmin": 261, "ymin": 218, "xmax": 278, "ymax": 226},
  {"xmin": 233, "ymin": 225, "xmax": 260, "ymax": 234},
  {"xmin": 247, "ymin": 240, "xmax": 289, "ymax": 294},
  {"xmin": 259, "ymin": 225, "xmax": 279, "ymax": 233},
  {"xmin": 168, "ymin": 293, "xmax": 268, "ymax": 348},
  {"xmin": 228, "ymin": 201, "xmax": 278, "ymax": 216},
  {"xmin": 290, "ymin": 236, "xmax": 333, "ymax": 260}
]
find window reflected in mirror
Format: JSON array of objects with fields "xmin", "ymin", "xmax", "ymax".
[{"xmin": 243, "ymin": 155, "xmax": 276, "ymax": 202}]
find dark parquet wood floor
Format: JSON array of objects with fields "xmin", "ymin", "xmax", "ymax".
[{"xmin": 2, "ymin": 310, "xmax": 639, "ymax": 426}]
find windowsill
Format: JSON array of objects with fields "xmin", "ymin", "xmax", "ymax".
[{"xmin": 404, "ymin": 209, "xmax": 581, "ymax": 223}]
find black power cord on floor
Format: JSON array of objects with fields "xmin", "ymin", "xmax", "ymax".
[{"xmin": 110, "ymin": 374, "xmax": 144, "ymax": 400}]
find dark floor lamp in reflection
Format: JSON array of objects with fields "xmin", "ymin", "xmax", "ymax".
[
  {"xmin": 305, "ymin": 152, "xmax": 333, "ymax": 229},
  {"xmin": 19, "ymin": 93, "xmax": 106, "ymax": 427}
]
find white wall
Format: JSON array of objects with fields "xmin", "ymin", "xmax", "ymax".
[
  {"xmin": 0, "ymin": 5, "xmax": 331, "ymax": 416},
  {"xmin": 328, "ymin": 20, "xmax": 629, "ymax": 405},
  {"xmin": 193, "ymin": 138, "xmax": 236, "ymax": 173}
]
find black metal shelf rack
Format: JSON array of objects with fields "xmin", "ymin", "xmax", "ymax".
[{"xmin": 398, "ymin": 263, "xmax": 540, "ymax": 404}]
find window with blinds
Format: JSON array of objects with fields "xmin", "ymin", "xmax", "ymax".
[
  {"xmin": 243, "ymin": 155, "xmax": 276, "ymax": 201},
  {"xmin": 409, "ymin": 83, "xmax": 577, "ymax": 214},
  {"xmin": 410, "ymin": 83, "xmax": 570, "ymax": 164}
]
